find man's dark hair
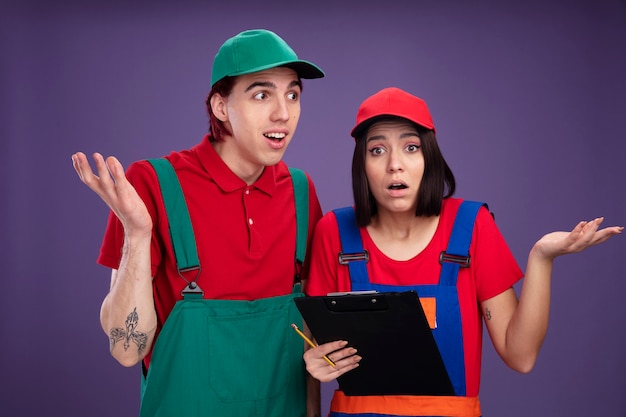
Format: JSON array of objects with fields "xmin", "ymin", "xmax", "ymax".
[{"xmin": 205, "ymin": 76, "xmax": 236, "ymax": 142}]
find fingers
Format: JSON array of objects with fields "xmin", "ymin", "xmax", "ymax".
[
  {"xmin": 71, "ymin": 151, "xmax": 153, "ymax": 235},
  {"xmin": 566, "ymin": 217, "xmax": 623, "ymax": 253},
  {"xmin": 582, "ymin": 217, "xmax": 602, "ymax": 233},
  {"xmin": 588, "ymin": 224, "xmax": 624, "ymax": 246},
  {"xmin": 534, "ymin": 217, "xmax": 622, "ymax": 259},
  {"xmin": 104, "ymin": 155, "xmax": 127, "ymax": 183},
  {"xmin": 86, "ymin": 153, "xmax": 115, "ymax": 192},
  {"xmin": 574, "ymin": 218, "xmax": 601, "ymax": 245},
  {"xmin": 71, "ymin": 152, "xmax": 93, "ymax": 183},
  {"xmin": 310, "ymin": 340, "xmax": 349, "ymax": 356},
  {"xmin": 71, "ymin": 152, "xmax": 126, "ymax": 209},
  {"xmin": 578, "ymin": 217, "xmax": 622, "ymax": 239},
  {"xmin": 72, "ymin": 152, "xmax": 127, "ymax": 192},
  {"xmin": 303, "ymin": 340, "xmax": 362, "ymax": 382},
  {"xmin": 327, "ymin": 346, "xmax": 361, "ymax": 369},
  {"xmin": 72, "ymin": 152, "xmax": 107, "ymax": 187}
]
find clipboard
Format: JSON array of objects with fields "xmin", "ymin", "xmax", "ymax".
[{"xmin": 294, "ymin": 290, "xmax": 454, "ymax": 396}]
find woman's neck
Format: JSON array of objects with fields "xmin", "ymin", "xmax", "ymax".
[{"xmin": 367, "ymin": 212, "xmax": 440, "ymax": 261}]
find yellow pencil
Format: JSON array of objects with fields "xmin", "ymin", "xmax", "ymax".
[{"xmin": 291, "ymin": 323, "xmax": 336, "ymax": 367}]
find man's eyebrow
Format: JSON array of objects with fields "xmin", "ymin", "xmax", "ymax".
[
  {"xmin": 244, "ymin": 79, "xmax": 302, "ymax": 93},
  {"xmin": 289, "ymin": 79, "xmax": 302, "ymax": 90},
  {"xmin": 244, "ymin": 81, "xmax": 275, "ymax": 92}
]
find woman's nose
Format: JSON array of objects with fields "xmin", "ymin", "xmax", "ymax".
[{"xmin": 387, "ymin": 151, "xmax": 404, "ymax": 172}]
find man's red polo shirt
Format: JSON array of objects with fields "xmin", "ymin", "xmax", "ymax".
[{"xmin": 98, "ymin": 135, "xmax": 323, "ymax": 367}]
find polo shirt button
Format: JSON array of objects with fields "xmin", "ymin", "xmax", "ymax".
[
  {"xmin": 245, "ymin": 189, "xmax": 250, "ymax": 195},
  {"xmin": 248, "ymin": 218, "xmax": 254, "ymax": 225}
]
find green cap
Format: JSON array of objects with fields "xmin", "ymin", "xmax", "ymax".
[{"xmin": 211, "ymin": 29, "xmax": 325, "ymax": 86}]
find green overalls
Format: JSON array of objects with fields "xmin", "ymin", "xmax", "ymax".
[{"xmin": 139, "ymin": 159, "xmax": 310, "ymax": 417}]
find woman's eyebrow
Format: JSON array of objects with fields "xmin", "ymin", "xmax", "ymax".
[
  {"xmin": 400, "ymin": 132, "xmax": 420, "ymax": 139},
  {"xmin": 366, "ymin": 131, "xmax": 419, "ymax": 142},
  {"xmin": 366, "ymin": 134, "xmax": 387, "ymax": 143}
]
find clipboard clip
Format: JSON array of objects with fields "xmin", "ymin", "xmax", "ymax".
[
  {"xmin": 324, "ymin": 292, "xmax": 390, "ymax": 312},
  {"xmin": 339, "ymin": 250, "xmax": 369, "ymax": 264}
]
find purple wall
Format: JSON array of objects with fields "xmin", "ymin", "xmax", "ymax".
[{"xmin": 2, "ymin": 0, "xmax": 625, "ymax": 415}]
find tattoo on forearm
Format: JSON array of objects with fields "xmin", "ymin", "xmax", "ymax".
[
  {"xmin": 109, "ymin": 307, "xmax": 148, "ymax": 355},
  {"xmin": 485, "ymin": 308, "xmax": 492, "ymax": 321}
]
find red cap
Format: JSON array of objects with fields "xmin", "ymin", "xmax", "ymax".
[{"xmin": 350, "ymin": 87, "xmax": 435, "ymax": 138}]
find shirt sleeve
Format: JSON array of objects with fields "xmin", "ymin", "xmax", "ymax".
[
  {"xmin": 471, "ymin": 206, "xmax": 524, "ymax": 302},
  {"xmin": 97, "ymin": 160, "xmax": 163, "ymax": 277},
  {"xmin": 303, "ymin": 211, "xmax": 352, "ymax": 296}
]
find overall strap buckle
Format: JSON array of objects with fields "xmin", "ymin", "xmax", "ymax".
[
  {"xmin": 439, "ymin": 251, "xmax": 471, "ymax": 268},
  {"xmin": 338, "ymin": 251, "xmax": 369, "ymax": 265}
]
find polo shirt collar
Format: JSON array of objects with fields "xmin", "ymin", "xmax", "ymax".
[{"xmin": 196, "ymin": 135, "xmax": 277, "ymax": 196}]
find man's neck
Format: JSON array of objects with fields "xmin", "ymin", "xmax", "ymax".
[{"xmin": 211, "ymin": 140, "xmax": 265, "ymax": 185}]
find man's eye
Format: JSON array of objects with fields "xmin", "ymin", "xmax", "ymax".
[
  {"xmin": 254, "ymin": 92, "xmax": 267, "ymax": 100},
  {"xmin": 287, "ymin": 92, "xmax": 298, "ymax": 100}
]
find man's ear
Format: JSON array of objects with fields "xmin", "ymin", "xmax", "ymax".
[{"xmin": 210, "ymin": 93, "xmax": 228, "ymax": 122}]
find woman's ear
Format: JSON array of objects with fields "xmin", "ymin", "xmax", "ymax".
[{"xmin": 210, "ymin": 93, "xmax": 228, "ymax": 122}]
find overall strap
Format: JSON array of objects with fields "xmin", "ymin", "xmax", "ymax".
[
  {"xmin": 288, "ymin": 167, "xmax": 309, "ymax": 266},
  {"xmin": 334, "ymin": 201, "xmax": 486, "ymax": 287},
  {"xmin": 148, "ymin": 158, "xmax": 202, "ymax": 296},
  {"xmin": 148, "ymin": 160, "xmax": 309, "ymax": 293},
  {"xmin": 333, "ymin": 207, "xmax": 370, "ymax": 288},
  {"xmin": 434, "ymin": 200, "xmax": 486, "ymax": 397},
  {"xmin": 439, "ymin": 200, "xmax": 486, "ymax": 286}
]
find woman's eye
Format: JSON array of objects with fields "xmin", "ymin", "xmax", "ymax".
[
  {"xmin": 368, "ymin": 147, "xmax": 384, "ymax": 156},
  {"xmin": 406, "ymin": 144, "xmax": 421, "ymax": 152}
]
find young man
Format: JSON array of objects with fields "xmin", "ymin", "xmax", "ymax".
[{"xmin": 72, "ymin": 29, "xmax": 325, "ymax": 417}]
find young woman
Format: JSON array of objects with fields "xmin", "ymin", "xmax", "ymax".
[{"xmin": 302, "ymin": 87, "xmax": 623, "ymax": 417}]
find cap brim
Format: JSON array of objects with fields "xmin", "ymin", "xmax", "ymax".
[
  {"xmin": 351, "ymin": 115, "xmax": 396, "ymax": 138},
  {"xmin": 351, "ymin": 114, "xmax": 435, "ymax": 138},
  {"xmin": 283, "ymin": 60, "xmax": 325, "ymax": 79},
  {"xmin": 227, "ymin": 59, "xmax": 325, "ymax": 80}
]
